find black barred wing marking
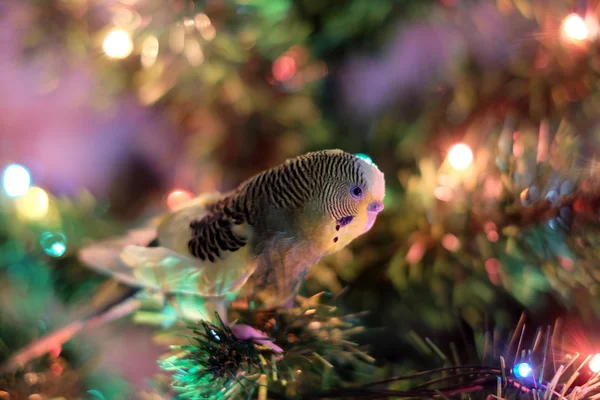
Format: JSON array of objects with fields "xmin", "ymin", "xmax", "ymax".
[{"xmin": 187, "ymin": 210, "xmax": 248, "ymax": 262}]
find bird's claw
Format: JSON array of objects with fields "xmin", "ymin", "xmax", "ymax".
[{"xmin": 230, "ymin": 324, "xmax": 283, "ymax": 354}]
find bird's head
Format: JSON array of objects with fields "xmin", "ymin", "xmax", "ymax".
[{"xmin": 294, "ymin": 149, "xmax": 385, "ymax": 254}]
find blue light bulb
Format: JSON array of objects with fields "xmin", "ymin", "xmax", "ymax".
[{"xmin": 513, "ymin": 362, "xmax": 532, "ymax": 378}]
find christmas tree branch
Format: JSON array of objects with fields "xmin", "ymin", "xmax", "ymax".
[
  {"xmin": 471, "ymin": 188, "xmax": 600, "ymax": 234},
  {"xmin": 156, "ymin": 304, "xmax": 600, "ymax": 400}
]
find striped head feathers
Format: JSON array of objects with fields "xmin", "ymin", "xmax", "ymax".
[{"xmin": 270, "ymin": 149, "xmax": 386, "ymax": 254}]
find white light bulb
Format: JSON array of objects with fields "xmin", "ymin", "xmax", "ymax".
[
  {"xmin": 563, "ymin": 13, "xmax": 588, "ymax": 41},
  {"xmin": 448, "ymin": 143, "xmax": 473, "ymax": 170},
  {"xmin": 103, "ymin": 29, "xmax": 134, "ymax": 59},
  {"xmin": 2, "ymin": 164, "xmax": 31, "ymax": 197}
]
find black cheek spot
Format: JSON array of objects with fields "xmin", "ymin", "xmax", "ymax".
[
  {"xmin": 333, "ymin": 237, "xmax": 338, "ymax": 243},
  {"xmin": 335, "ymin": 225, "xmax": 340, "ymax": 231},
  {"xmin": 338, "ymin": 216, "xmax": 353, "ymax": 227}
]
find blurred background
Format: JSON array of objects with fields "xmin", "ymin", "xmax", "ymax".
[{"xmin": 3, "ymin": 0, "xmax": 600, "ymax": 398}]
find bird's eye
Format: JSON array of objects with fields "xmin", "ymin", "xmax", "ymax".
[{"xmin": 350, "ymin": 185, "xmax": 364, "ymax": 200}]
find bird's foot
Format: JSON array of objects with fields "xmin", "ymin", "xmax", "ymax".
[{"xmin": 230, "ymin": 324, "xmax": 283, "ymax": 354}]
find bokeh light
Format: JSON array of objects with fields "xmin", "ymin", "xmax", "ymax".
[
  {"xmin": 141, "ymin": 35, "xmax": 159, "ymax": 68},
  {"xmin": 2, "ymin": 164, "xmax": 31, "ymax": 197},
  {"xmin": 441, "ymin": 233, "xmax": 460, "ymax": 252},
  {"xmin": 485, "ymin": 258, "xmax": 502, "ymax": 285},
  {"xmin": 272, "ymin": 56, "xmax": 297, "ymax": 82},
  {"xmin": 405, "ymin": 241, "xmax": 426, "ymax": 264},
  {"xmin": 447, "ymin": 143, "xmax": 473, "ymax": 170},
  {"xmin": 16, "ymin": 187, "xmax": 49, "ymax": 220},
  {"xmin": 513, "ymin": 362, "xmax": 532, "ymax": 378},
  {"xmin": 434, "ymin": 186, "xmax": 454, "ymax": 202},
  {"xmin": 40, "ymin": 232, "xmax": 67, "ymax": 258},
  {"xmin": 103, "ymin": 29, "xmax": 134, "ymax": 59},
  {"xmin": 167, "ymin": 189, "xmax": 194, "ymax": 210},
  {"xmin": 200, "ymin": 24, "xmax": 216, "ymax": 41},
  {"xmin": 184, "ymin": 39, "xmax": 204, "ymax": 66},
  {"xmin": 562, "ymin": 13, "xmax": 588, "ymax": 41},
  {"xmin": 194, "ymin": 13, "xmax": 211, "ymax": 30},
  {"xmin": 558, "ymin": 256, "xmax": 574, "ymax": 271},
  {"xmin": 590, "ymin": 354, "xmax": 600, "ymax": 373},
  {"xmin": 487, "ymin": 230, "xmax": 499, "ymax": 242},
  {"xmin": 194, "ymin": 12, "xmax": 216, "ymax": 41}
]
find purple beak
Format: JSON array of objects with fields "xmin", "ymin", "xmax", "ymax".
[
  {"xmin": 365, "ymin": 200, "xmax": 384, "ymax": 232},
  {"xmin": 368, "ymin": 200, "xmax": 384, "ymax": 213}
]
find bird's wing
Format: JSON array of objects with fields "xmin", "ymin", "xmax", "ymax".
[
  {"xmin": 155, "ymin": 191, "xmax": 223, "ymax": 255},
  {"xmin": 79, "ymin": 192, "xmax": 258, "ymax": 297},
  {"xmin": 118, "ymin": 240, "xmax": 256, "ymax": 297},
  {"xmin": 77, "ymin": 193, "xmax": 219, "ymax": 288},
  {"xmin": 78, "ymin": 226, "xmax": 159, "ymax": 289}
]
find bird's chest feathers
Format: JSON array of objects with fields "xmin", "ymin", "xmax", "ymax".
[
  {"xmin": 255, "ymin": 231, "xmax": 322, "ymax": 273},
  {"xmin": 299, "ymin": 212, "xmax": 362, "ymax": 256},
  {"xmin": 250, "ymin": 206, "xmax": 356, "ymax": 279}
]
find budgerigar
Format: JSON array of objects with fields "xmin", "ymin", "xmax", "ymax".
[{"xmin": 79, "ymin": 149, "xmax": 385, "ymax": 347}]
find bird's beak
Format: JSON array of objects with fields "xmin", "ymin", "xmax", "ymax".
[
  {"xmin": 367, "ymin": 200, "xmax": 384, "ymax": 213},
  {"xmin": 365, "ymin": 200, "xmax": 384, "ymax": 232}
]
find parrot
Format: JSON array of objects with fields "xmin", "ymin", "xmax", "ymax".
[{"xmin": 77, "ymin": 149, "xmax": 385, "ymax": 349}]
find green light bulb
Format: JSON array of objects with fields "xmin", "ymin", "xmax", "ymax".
[{"xmin": 40, "ymin": 232, "xmax": 67, "ymax": 257}]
